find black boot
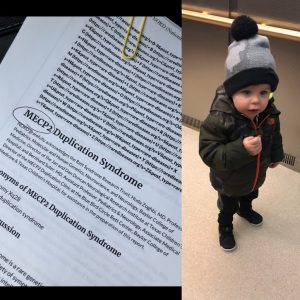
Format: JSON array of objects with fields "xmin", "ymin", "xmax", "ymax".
[
  {"xmin": 219, "ymin": 225, "xmax": 237, "ymax": 251},
  {"xmin": 238, "ymin": 191, "xmax": 262, "ymax": 226},
  {"xmin": 237, "ymin": 209, "xmax": 263, "ymax": 226}
]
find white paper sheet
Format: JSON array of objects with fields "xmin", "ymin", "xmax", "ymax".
[{"xmin": 0, "ymin": 17, "xmax": 181, "ymax": 286}]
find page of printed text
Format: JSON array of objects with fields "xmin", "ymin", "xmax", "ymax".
[{"xmin": 0, "ymin": 17, "xmax": 181, "ymax": 286}]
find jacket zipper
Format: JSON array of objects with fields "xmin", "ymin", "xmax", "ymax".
[{"xmin": 244, "ymin": 114, "xmax": 271, "ymax": 191}]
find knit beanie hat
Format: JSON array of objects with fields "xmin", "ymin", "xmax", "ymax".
[{"xmin": 223, "ymin": 15, "xmax": 279, "ymax": 97}]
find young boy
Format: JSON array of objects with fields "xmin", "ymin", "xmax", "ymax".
[{"xmin": 199, "ymin": 15, "xmax": 284, "ymax": 251}]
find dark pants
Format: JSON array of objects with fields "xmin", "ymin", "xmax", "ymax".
[{"xmin": 217, "ymin": 190, "xmax": 259, "ymax": 226}]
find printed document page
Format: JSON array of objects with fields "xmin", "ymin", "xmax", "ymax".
[{"xmin": 0, "ymin": 17, "xmax": 181, "ymax": 286}]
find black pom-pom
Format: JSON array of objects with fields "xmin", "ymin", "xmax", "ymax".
[{"xmin": 231, "ymin": 15, "xmax": 258, "ymax": 41}]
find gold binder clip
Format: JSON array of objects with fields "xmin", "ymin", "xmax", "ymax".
[{"xmin": 121, "ymin": 17, "xmax": 146, "ymax": 61}]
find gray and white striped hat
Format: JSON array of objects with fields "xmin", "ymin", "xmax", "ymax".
[{"xmin": 223, "ymin": 15, "xmax": 279, "ymax": 97}]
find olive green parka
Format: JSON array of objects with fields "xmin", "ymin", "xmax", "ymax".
[{"xmin": 199, "ymin": 85, "xmax": 284, "ymax": 197}]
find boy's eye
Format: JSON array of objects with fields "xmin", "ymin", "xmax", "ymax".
[
  {"xmin": 241, "ymin": 90, "xmax": 251, "ymax": 95},
  {"xmin": 260, "ymin": 91, "xmax": 269, "ymax": 96}
]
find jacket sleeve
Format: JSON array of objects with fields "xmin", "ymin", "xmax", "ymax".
[
  {"xmin": 271, "ymin": 116, "xmax": 284, "ymax": 163},
  {"xmin": 199, "ymin": 114, "xmax": 256, "ymax": 171}
]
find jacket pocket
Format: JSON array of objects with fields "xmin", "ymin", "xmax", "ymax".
[{"xmin": 210, "ymin": 169, "xmax": 234, "ymax": 191}]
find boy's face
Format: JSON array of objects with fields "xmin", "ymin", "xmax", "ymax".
[{"xmin": 232, "ymin": 84, "xmax": 271, "ymax": 120}]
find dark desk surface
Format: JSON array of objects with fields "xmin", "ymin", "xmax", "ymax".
[{"xmin": 0, "ymin": 17, "xmax": 25, "ymax": 63}]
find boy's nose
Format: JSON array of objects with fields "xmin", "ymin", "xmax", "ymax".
[{"xmin": 251, "ymin": 95, "xmax": 260, "ymax": 103}]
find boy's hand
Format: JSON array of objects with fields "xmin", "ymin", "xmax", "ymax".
[
  {"xmin": 243, "ymin": 135, "xmax": 262, "ymax": 156},
  {"xmin": 269, "ymin": 162, "xmax": 280, "ymax": 168}
]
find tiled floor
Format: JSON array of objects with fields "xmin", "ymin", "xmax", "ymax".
[{"xmin": 182, "ymin": 125, "xmax": 300, "ymax": 299}]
